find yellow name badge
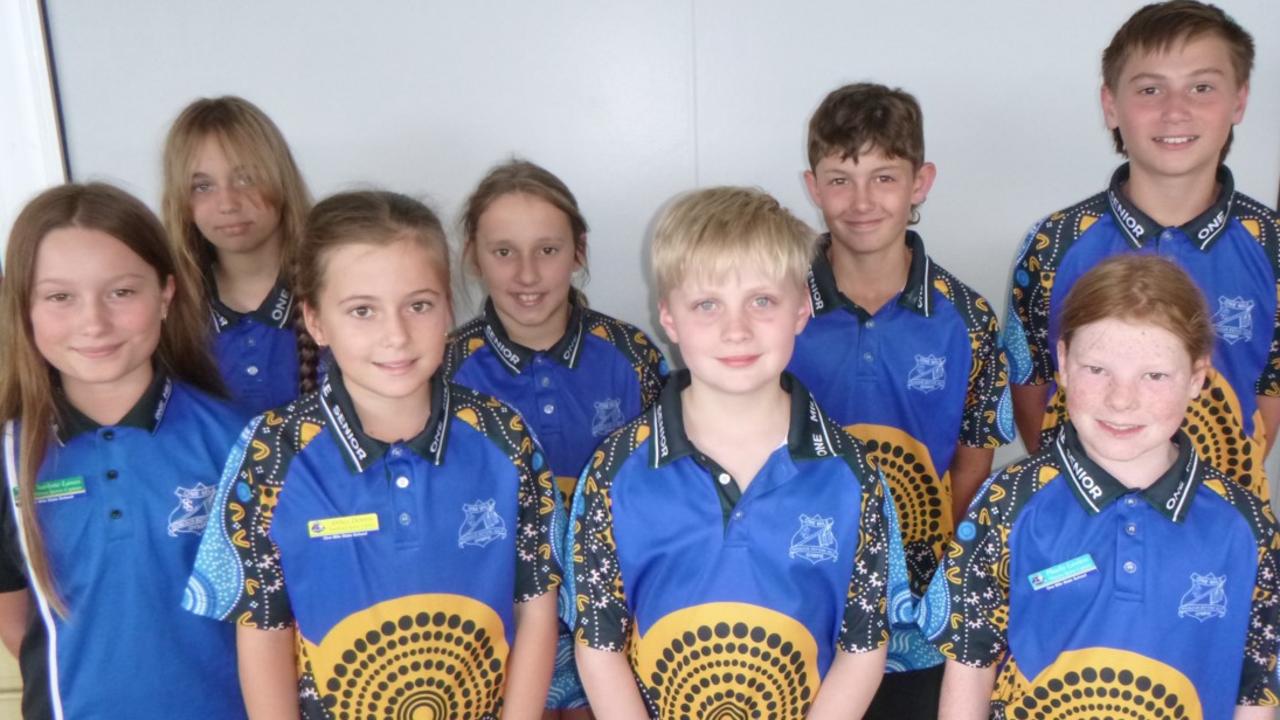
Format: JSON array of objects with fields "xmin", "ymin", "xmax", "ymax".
[{"xmin": 307, "ymin": 513, "xmax": 380, "ymax": 540}]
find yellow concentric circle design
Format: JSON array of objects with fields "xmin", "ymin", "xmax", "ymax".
[{"xmin": 1003, "ymin": 648, "xmax": 1203, "ymax": 720}]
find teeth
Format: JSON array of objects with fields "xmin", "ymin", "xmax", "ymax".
[{"xmin": 1157, "ymin": 136, "xmax": 1195, "ymax": 145}]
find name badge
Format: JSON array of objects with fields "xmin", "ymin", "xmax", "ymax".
[
  {"xmin": 20, "ymin": 476, "xmax": 88, "ymax": 504},
  {"xmin": 1028, "ymin": 553, "xmax": 1097, "ymax": 591},
  {"xmin": 307, "ymin": 513, "xmax": 380, "ymax": 540}
]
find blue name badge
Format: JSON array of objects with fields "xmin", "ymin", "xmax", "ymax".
[{"xmin": 1028, "ymin": 553, "xmax": 1097, "ymax": 591}]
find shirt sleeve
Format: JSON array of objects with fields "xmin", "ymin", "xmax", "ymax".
[
  {"xmin": 1257, "ymin": 277, "xmax": 1280, "ymax": 399},
  {"xmin": 571, "ymin": 437, "xmax": 632, "ymax": 652},
  {"xmin": 0, "ymin": 455, "xmax": 28, "ymax": 593},
  {"xmin": 515, "ymin": 435, "xmax": 562, "ymax": 603},
  {"xmin": 183, "ymin": 415, "xmax": 293, "ymax": 629},
  {"xmin": 636, "ymin": 331, "xmax": 669, "ymax": 411},
  {"xmin": 1238, "ymin": 501, "xmax": 1280, "ymax": 705},
  {"xmin": 838, "ymin": 466, "xmax": 890, "ymax": 653},
  {"xmin": 921, "ymin": 473, "xmax": 1013, "ymax": 667},
  {"xmin": 960, "ymin": 308, "xmax": 1015, "ymax": 449},
  {"xmin": 1003, "ymin": 218, "xmax": 1055, "ymax": 387}
]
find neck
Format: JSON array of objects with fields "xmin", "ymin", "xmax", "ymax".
[
  {"xmin": 213, "ymin": 237, "xmax": 283, "ymax": 313},
  {"xmin": 1122, "ymin": 167, "xmax": 1219, "ymax": 228},
  {"xmin": 828, "ymin": 238, "xmax": 911, "ymax": 314},
  {"xmin": 347, "ymin": 384, "xmax": 433, "ymax": 445},
  {"xmin": 62, "ymin": 365, "xmax": 154, "ymax": 427},
  {"xmin": 681, "ymin": 377, "xmax": 790, "ymax": 443},
  {"xmin": 1091, "ymin": 438, "xmax": 1180, "ymax": 492}
]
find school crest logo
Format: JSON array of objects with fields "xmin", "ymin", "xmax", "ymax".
[
  {"xmin": 788, "ymin": 514, "xmax": 838, "ymax": 564},
  {"xmin": 458, "ymin": 499, "xmax": 507, "ymax": 549},
  {"xmin": 1177, "ymin": 573, "xmax": 1227, "ymax": 621},
  {"xmin": 907, "ymin": 354, "xmax": 946, "ymax": 393},
  {"xmin": 167, "ymin": 482, "xmax": 216, "ymax": 537},
  {"xmin": 591, "ymin": 397, "xmax": 625, "ymax": 437},
  {"xmin": 1212, "ymin": 296, "xmax": 1254, "ymax": 345}
]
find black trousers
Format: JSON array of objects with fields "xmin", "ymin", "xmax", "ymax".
[{"xmin": 864, "ymin": 664, "xmax": 945, "ymax": 720}]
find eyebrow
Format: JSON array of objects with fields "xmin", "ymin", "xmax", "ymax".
[
  {"xmin": 1127, "ymin": 67, "xmax": 1227, "ymax": 83},
  {"xmin": 337, "ymin": 288, "xmax": 442, "ymax": 303},
  {"xmin": 33, "ymin": 272, "xmax": 150, "ymax": 286}
]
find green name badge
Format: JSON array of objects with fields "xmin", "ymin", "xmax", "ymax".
[
  {"xmin": 1028, "ymin": 553, "xmax": 1097, "ymax": 591},
  {"xmin": 307, "ymin": 513, "xmax": 380, "ymax": 540},
  {"xmin": 32, "ymin": 476, "xmax": 87, "ymax": 504}
]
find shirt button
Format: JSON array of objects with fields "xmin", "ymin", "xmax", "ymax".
[
  {"xmin": 733, "ymin": 510, "xmax": 744, "ymax": 520},
  {"xmin": 717, "ymin": 473, "xmax": 732, "ymax": 486},
  {"xmin": 398, "ymin": 512, "xmax": 411, "ymax": 526},
  {"xmin": 865, "ymin": 320, "xmax": 876, "ymax": 329},
  {"xmin": 102, "ymin": 430, "xmax": 115, "ymax": 441},
  {"xmin": 105, "ymin": 470, "xmax": 118, "ymax": 480},
  {"xmin": 246, "ymin": 338, "xmax": 256, "ymax": 347},
  {"xmin": 1124, "ymin": 496, "xmax": 1138, "ymax": 508},
  {"xmin": 390, "ymin": 448, "xmax": 402, "ymax": 457},
  {"xmin": 540, "ymin": 376, "xmax": 551, "ymax": 388},
  {"xmin": 1123, "ymin": 561, "xmax": 1137, "ymax": 574},
  {"xmin": 862, "ymin": 352, "xmax": 873, "ymax": 362},
  {"xmin": 246, "ymin": 365, "xmax": 260, "ymax": 376},
  {"xmin": 1160, "ymin": 229, "xmax": 1174, "ymax": 242},
  {"xmin": 1125, "ymin": 523, "xmax": 1137, "ymax": 536},
  {"xmin": 109, "ymin": 509, "xmax": 123, "ymax": 520},
  {"xmin": 395, "ymin": 476, "xmax": 410, "ymax": 489},
  {"xmin": 543, "ymin": 403, "xmax": 555, "ymax": 415}
]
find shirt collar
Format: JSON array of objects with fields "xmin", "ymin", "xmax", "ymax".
[
  {"xmin": 1106, "ymin": 163, "xmax": 1235, "ymax": 252},
  {"xmin": 648, "ymin": 369, "xmax": 843, "ymax": 468},
  {"xmin": 53, "ymin": 372, "xmax": 173, "ymax": 445},
  {"xmin": 806, "ymin": 230, "xmax": 934, "ymax": 319},
  {"xmin": 481, "ymin": 298, "xmax": 586, "ymax": 375},
  {"xmin": 206, "ymin": 271, "xmax": 295, "ymax": 332},
  {"xmin": 318, "ymin": 365, "xmax": 450, "ymax": 473},
  {"xmin": 1054, "ymin": 421, "xmax": 1203, "ymax": 523}
]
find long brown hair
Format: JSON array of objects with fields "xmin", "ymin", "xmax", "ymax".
[
  {"xmin": 0, "ymin": 183, "xmax": 223, "ymax": 615},
  {"xmin": 295, "ymin": 191, "xmax": 451, "ymax": 394}
]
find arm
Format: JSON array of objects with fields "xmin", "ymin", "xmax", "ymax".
[
  {"xmin": 575, "ymin": 645, "xmax": 649, "ymax": 719},
  {"xmin": 236, "ymin": 625, "xmax": 300, "ymax": 720},
  {"xmin": 806, "ymin": 647, "xmax": 887, "ymax": 719},
  {"xmin": 1011, "ymin": 384, "xmax": 1050, "ymax": 454},
  {"xmin": 502, "ymin": 591, "xmax": 558, "ymax": 719},
  {"xmin": 949, "ymin": 445, "xmax": 994, "ymax": 522},
  {"xmin": 938, "ymin": 660, "xmax": 997, "ymax": 720},
  {"xmin": 1234, "ymin": 706, "xmax": 1276, "ymax": 720},
  {"xmin": 0, "ymin": 589, "xmax": 28, "ymax": 657},
  {"xmin": 1256, "ymin": 395, "xmax": 1280, "ymax": 456}
]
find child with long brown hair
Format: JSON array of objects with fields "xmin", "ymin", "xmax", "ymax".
[
  {"xmin": 0, "ymin": 182, "xmax": 246, "ymax": 719},
  {"xmin": 186, "ymin": 190, "xmax": 560, "ymax": 719},
  {"xmin": 162, "ymin": 95, "xmax": 312, "ymax": 414}
]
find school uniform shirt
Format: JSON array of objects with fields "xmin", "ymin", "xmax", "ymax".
[
  {"xmin": 920, "ymin": 422, "xmax": 1280, "ymax": 720},
  {"xmin": 788, "ymin": 231, "xmax": 1014, "ymax": 672},
  {"xmin": 1005, "ymin": 164, "xmax": 1280, "ymax": 501},
  {"xmin": 207, "ymin": 273, "xmax": 301, "ymax": 415},
  {"xmin": 0, "ymin": 375, "xmax": 248, "ymax": 720},
  {"xmin": 184, "ymin": 366, "xmax": 561, "ymax": 720},
  {"xmin": 569, "ymin": 370, "xmax": 891, "ymax": 719}
]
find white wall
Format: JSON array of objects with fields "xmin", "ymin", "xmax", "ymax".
[{"xmin": 36, "ymin": 0, "xmax": 1280, "ymax": 470}]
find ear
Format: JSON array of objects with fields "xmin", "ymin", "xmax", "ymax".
[
  {"xmin": 803, "ymin": 169, "xmax": 821, "ymax": 208},
  {"xmin": 1231, "ymin": 81, "xmax": 1249, "ymax": 125},
  {"xmin": 657, "ymin": 298, "xmax": 679, "ymax": 345},
  {"xmin": 911, "ymin": 162, "xmax": 938, "ymax": 205},
  {"xmin": 301, "ymin": 301, "xmax": 328, "ymax": 347},
  {"xmin": 1100, "ymin": 84, "xmax": 1120, "ymax": 130},
  {"xmin": 793, "ymin": 287, "xmax": 812, "ymax": 335},
  {"xmin": 159, "ymin": 274, "xmax": 176, "ymax": 320},
  {"xmin": 1188, "ymin": 356, "xmax": 1210, "ymax": 401},
  {"xmin": 575, "ymin": 233, "xmax": 588, "ymax": 270},
  {"xmin": 1055, "ymin": 339, "xmax": 1070, "ymax": 391}
]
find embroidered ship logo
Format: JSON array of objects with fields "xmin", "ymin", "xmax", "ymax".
[
  {"xmin": 167, "ymin": 482, "xmax": 216, "ymax": 537},
  {"xmin": 789, "ymin": 514, "xmax": 838, "ymax": 564},
  {"xmin": 591, "ymin": 397, "xmax": 625, "ymax": 437},
  {"xmin": 1177, "ymin": 573, "xmax": 1227, "ymax": 621},
  {"xmin": 458, "ymin": 499, "xmax": 507, "ymax": 548},
  {"xmin": 1212, "ymin": 296, "xmax": 1253, "ymax": 345},
  {"xmin": 907, "ymin": 354, "xmax": 946, "ymax": 393}
]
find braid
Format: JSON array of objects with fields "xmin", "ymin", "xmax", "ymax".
[{"xmin": 295, "ymin": 308, "xmax": 321, "ymax": 395}]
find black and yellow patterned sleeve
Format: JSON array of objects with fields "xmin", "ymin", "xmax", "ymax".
[
  {"xmin": 838, "ymin": 464, "xmax": 890, "ymax": 653},
  {"xmin": 1229, "ymin": 480, "xmax": 1280, "ymax": 705},
  {"xmin": 1242, "ymin": 202, "xmax": 1280, "ymax": 398},
  {"xmin": 950, "ymin": 278, "xmax": 1015, "ymax": 449},
  {"xmin": 572, "ymin": 426, "xmax": 643, "ymax": 652},
  {"xmin": 515, "ymin": 432, "xmax": 562, "ymax": 603}
]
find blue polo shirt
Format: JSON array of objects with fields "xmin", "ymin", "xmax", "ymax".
[
  {"xmin": 185, "ymin": 367, "xmax": 561, "ymax": 719},
  {"xmin": 0, "ymin": 376, "xmax": 247, "ymax": 720},
  {"xmin": 1005, "ymin": 164, "xmax": 1280, "ymax": 501},
  {"xmin": 207, "ymin": 274, "xmax": 301, "ymax": 415},
  {"xmin": 921, "ymin": 423, "xmax": 1280, "ymax": 719},
  {"xmin": 788, "ymin": 231, "xmax": 1014, "ymax": 672},
  {"xmin": 568, "ymin": 371, "xmax": 890, "ymax": 718}
]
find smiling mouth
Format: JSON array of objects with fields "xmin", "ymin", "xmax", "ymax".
[
  {"xmin": 512, "ymin": 293, "xmax": 545, "ymax": 308},
  {"xmin": 1154, "ymin": 135, "xmax": 1198, "ymax": 146},
  {"xmin": 1097, "ymin": 419, "xmax": 1143, "ymax": 436},
  {"xmin": 74, "ymin": 343, "xmax": 123, "ymax": 359},
  {"xmin": 218, "ymin": 222, "xmax": 252, "ymax": 235},
  {"xmin": 375, "ymin": 359, "xmax": 417, "ymax": 373},
  {"xmin": 718, "ymin": 355, "xmax": 760, "ymax": 368}
]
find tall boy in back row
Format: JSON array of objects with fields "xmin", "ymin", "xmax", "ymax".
[
  {"xmin": 1005, "ymin": 0, "xmax": 1280, "ymax": 502},
  {"xmin": 788, "ymin": 82, "xmax": 1015, "ymax": 718}
]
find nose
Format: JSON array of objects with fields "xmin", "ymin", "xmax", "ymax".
[
  {"xmin": 515, "ymin": 253, "xmax": 539, "ymax": 286},
  {"xmin": 721, "ymin": 306, "xmax": 751, "ymax": 342},
  {"xmin": 1160, "ymin": 91, "xmax": 1191, "ymax": 123},
  {"xmin": 216, "ymin": 185, "xmax": 243, "ymax": 213},
  {"xmin": 850, "ymin": 182, "xmax": 874, "ymax": 213},
  {"xmin": 1105, "ymin": 377, "xmax": 1139, "ymax": 412},
  {"xmin": 79, "ymin": 296, "xmax": 110, "ymax": 336},
  {"xmin": 382, "ymin": 311, "xmax": 409, "ymax": 347}
]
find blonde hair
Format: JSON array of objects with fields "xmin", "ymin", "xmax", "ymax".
[
  {"xmin": 161, "ymin": 96, "xmax": 311, "ymax": 287},
  {"xmin": 295, "ymin": 191, "xmax": 451, "ymax": 393},
  {"xmin": 651, "ymin": 186, "xmax": 816, "ymax": 298},
  {"xmin": 1060, "ymin": 255, "xmax": 1214, "ymax": 362},
  {"xmin": 1, "ymin": 183, "xmax": 223, "ymax": 616}
]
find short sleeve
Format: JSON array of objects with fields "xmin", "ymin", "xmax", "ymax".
[
  {"xmin": 0, "ymin": 450, "xmax": 28, "ymax": 593},
  {"xmin": 184, "ymin": 415, "xmax": 294, "ymax": 629},
  {"xmin": 515, "ymin": 437, "xmax": 562, "ymax": 603},
  {"xmin": 571, "ymin": 445, "xmax": 632, "ymax": 652},
  {"xmin": 636, "ymin": 332, "xmax": 669, "ymax": 411},
  {"xmin": 1257, "ymin": 275, "xmax": 1280, "ymax": 399},
  {"xmin": 1004, "ymin": 218, "xmax": 1055, "ymax": 387},
  {"xmin": 922, "ymin": 474, "xmax": 1012, "ymax": 667},
  {"xmin": 961, "ymin": 309, "xmax": 1015, "ymax": 449},
  {"xmin": 838, "ymin": 467, "xmax": 890, "ymax": 653},
  {"xmin": 1238, "ymin": 502, "xmax": 1280, "ymax": 705}
]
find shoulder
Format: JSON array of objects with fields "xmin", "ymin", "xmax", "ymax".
[
  {"xmin": 443, "ymin": 382, "xmax": 531, "ymax": 456},
  {"xmin": 968, "ymin": 447, "xmax": 1063, "ymax": 528},
  {"xmin": 580, "ymin": 308, "xmax": 665, "ymax": 369},
  {"xmin": 582, "ymin": 411, "xmax": 655, "ymax": 494},
  {"xmin": 1199, "ymin": 464, "xmax": 1279, "ymax": 546},
  {"xmin": 1230, "ymin": 191, "xmax": 1280, "ymax": 253},
  {"xmin": 1014, "ymin": 191, "xmax": 1111, "ymax": 269},
  {"xmin": 165, "ymin": 381, "xmax": 253, "ymax": 446},
  {"xmin": 442, "ymin": 315, "xmax": 490, "ymax": 378},
  {"xmin": 927, "ymin": 260, "xmax": 1001, "ymax": 336}
]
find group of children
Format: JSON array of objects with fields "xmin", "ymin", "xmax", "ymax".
[{"xmin": 0, "ymin": 1, "xmax": 1276, "ymax": 718}]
